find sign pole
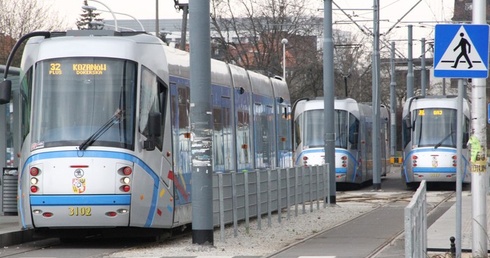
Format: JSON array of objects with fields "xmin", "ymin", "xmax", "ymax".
[
  {"xmin": 434, "ymin": 20, "xmax": 489, "ymax": 257},
  {"xmin": 471, "ymin": 0, "xmax": 487, "ymax": 256},
  {"xmin": 456, "ymin": 79, "xmax": 463, "ymax": 257}
]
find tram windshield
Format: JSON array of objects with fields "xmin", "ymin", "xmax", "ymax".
[
  {"xmin": 302, "ymin": 109, "xmax": 352, "ymax": 149},
  {"xmin": 31, "ymin": 57, "xmax": 136, "ymax": 150},
  {"xmin": 413, "ymin": 108, "xmax": 457, "ymax": 148}
]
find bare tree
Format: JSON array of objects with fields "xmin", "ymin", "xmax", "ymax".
[
  {"xmin": 210, "ymin": 0, "xmax": 324, "ymax": 101},
  {"xmin": 0, "ymin": 0, "xmax": 66, "ymax": 65},
  {"xmin": 332, "ymin": 32, "xmax": 373, "ymax": 102},
  {"xmin": 210, "ymin": 0, "xmax": 377, "ymax": 103}
]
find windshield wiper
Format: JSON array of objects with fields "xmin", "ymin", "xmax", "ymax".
[
  {"xmin": 79, "ymin": 109, "xmax": 124, "ymax": 151},
  {"xmin": 434, "ymin": 131, "xmax": 454, "ymax": 149}
]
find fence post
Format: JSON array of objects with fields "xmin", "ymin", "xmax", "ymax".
[
  {"xmin": 256, "ymin": 169, "xmax": 262, "ymax": 230},
  {"xmin": 309, "ymin": 166, "xmax": 313, "ymax": 212},
  {"xmin": 267, "ymin": 168, "xmax": 272, "ymax": 227},
  {"xmin": 316, "ymin": 165, "xmax": 320, "ymax": 210},
  {"xmin": 218, "ymin": 173, "xmax": 225, "ymax": 241},
  {"xmin": 232, "ymin": 171, "xmax": 238, "ymax": 237},
  {"xmin": 286, "ymin": 167, "xmax": 291, "ymax": 220},
  {"xmin": 277, "ymin": 168, "xmax": 282, "ymax": 223},
  {"xmin": 295, "ymin": 166, "xmax": 299, "ymax": 217},
  {"xmin": 244, "ymin": 171, "xmax": 250, "ymax": 234},
  {"xmin": 404, "ymin": 180, "xmax": 427, "ymax": 258},
  {"xmin": 301, "ymin": 166, "xmax": 306, "ymax": 214},
  {"xmin": 324, "ymin": 163, "xmax": 329, "ymax": 207}
]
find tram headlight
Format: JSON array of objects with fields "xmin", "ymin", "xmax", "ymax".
[
  {"xmin": 117, "ymin": 208, "xmax": 128, "ymax": 214},
  {"xmin": 121, "ymin": 177, "xmax": 130, "ymax": 184},
  {"xmin": 30, "ymin": 177, "xmax": 39, "ymax": 185}
]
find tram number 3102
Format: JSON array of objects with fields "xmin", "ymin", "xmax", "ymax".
[{"xmin": 68, "ymin": 207, "xmax": 92, "ymax": 216}]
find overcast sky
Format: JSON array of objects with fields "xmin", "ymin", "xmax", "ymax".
[
  {"xmin": 43, "ymin": 0, "xmax": 456, "ymax": 56},
  {"xmin": 44, "ymin": 0, "xmax": 182, "ymax": 25}
]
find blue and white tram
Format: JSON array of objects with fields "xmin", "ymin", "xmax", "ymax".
[
  {"xmin": 293, "ymin": 98, "xmax": 390, "ymax": 185},
  {"xmin": 401, "ymin": 96, "xmax": 471, "ymax": 188},
  {"xmin": 0, "ymin": 29, "xmax": 291, "ymax": 236}
]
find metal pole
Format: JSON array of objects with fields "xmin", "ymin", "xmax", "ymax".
[
  {"xmin": 0, "ymin": 102, "xmax": 5, "ymax": 213},
  {"xmin": 471, "ymin": 0, "xmax": 487, "ymax": 255},
  {"xmin": 442, "ymin": 78, "xmax": 446, "ymax": 95},
  {"xmin": 420, "ymin": 38, "xmax": 426, "ymax": 96},
  {"xmin": 155, "ymin": 0, "xmax": 159, "ymax": 37},
  {"xmin": 180, "ymin": 5, "xmax": 188, "ymax": 50},
  {"xmin": 281, "ymin": 38, "xmax": 288, "ymax": 80},
  {"xmin": 372, "ymin": 0, "xmax": 381, "ymax": 190},
  {"xmin": 456, "ymin": 79, "xmax": 463, "ymax": 258},
  {"xmin": 407, "ymin": 25, "xmax": 414, "ymax": 98},
  {"xmin": 323, "ymin": 0, "xmax": 336, "ymax": 204},
  {"xmin": 190, "ymin": 0, "xmax": 213, "ymax": 245},
  {"xmin": 389, "ymin": 42, "xmax": 397, "ymax": 159}
]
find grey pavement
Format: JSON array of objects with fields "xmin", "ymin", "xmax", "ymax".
[
  {"xmin": 269, "ymin": 191, "xmax": 488, "ymax": 257},
  {"xmin": 1, "ymin": 188, "xmax": 489, "ymax": 257},
  {"xmin": 0, "ymin": 213, "xmax": 36, "ymax": 247},
  {"xmin": 427, "ymin": 192, "xmax": 490, "ymax": 252}
]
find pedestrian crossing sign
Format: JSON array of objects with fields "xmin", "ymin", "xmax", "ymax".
[{"xmin": 434, "ymin": 24, "xmax": 489, "ymax": 78}]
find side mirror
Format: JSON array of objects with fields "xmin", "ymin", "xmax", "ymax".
[{"xmin": 0, "ymin": 80, "xmax": 12, "ymax": 104}]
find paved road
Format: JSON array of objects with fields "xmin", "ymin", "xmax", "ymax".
[{"xmin": 268, "ymin": 167, "xmax": 458, "ymax": 258}]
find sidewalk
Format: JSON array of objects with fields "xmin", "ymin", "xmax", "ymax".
[
  {"xmin": 1, "ymin": 192, "xmax": 489, "ymax": 255},
  {"xmin": 0, "ymin": 213, "xmax": 35, "ymax": 247},
  {"xmin": 428, "ymin": 192, "xmax": 490, "ymax": 252}
]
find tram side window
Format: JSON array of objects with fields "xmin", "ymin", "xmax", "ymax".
[
  {"xmin": 401, "ymin": 114, "xmax": 411, "ymax": 148},
  {"xmin": 213, "ymin": 107, "xmax": 224, "ymax": 168},
  {"xmin": 334, "ymin": 110, "xmax": 348, "ymax": 149},
  {"xmin": 277, "ymin": 105, "xmax": 290, "ymax": 151},
  {"xmin": 463, "ymin": 116, "xmax": 469, "ymax": 148},
  {"xmin": 254, "ymin": 103, "xmax": 273, "ymax": 168},
  {"xmin": 178, "ymin": 87, "xmax": 190, "ymax": 130},
  {"xmin": 294, "ymin": 117, "xmax": 302, "ymax": 149},
  {"xmin": 304, "ymin": 110, "xmax": 324, "ymax": 147},
  {"xmin": 348, "ymin": 114, "xmax": 359, "ymax": 150},
  {"xmin": 140, "ymin": 66, "xmax": 163, "ymax": 150},
  {"xmin": 20, "ymin": 68, "xmax": 33, "ymax": 142},
  {"xmin": 236, "ymin": 110, "xmax": 250, "ymax": 166}
]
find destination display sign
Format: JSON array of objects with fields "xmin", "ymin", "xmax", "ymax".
[{"xmin": 48, "ymin": 62, "xmax": 108, "ymax": 75}]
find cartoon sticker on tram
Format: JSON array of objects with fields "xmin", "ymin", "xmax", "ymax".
[
  {"xmin": 72, "ymin": 169, "xmax": 86, "ymax": 193},
  {"xmin": 431, "ymin": 155, "xmax": 438, "ymax": 167},
  {"xmin": 72, "ymin": 178, "xmax": 86, "ymax": 193}
]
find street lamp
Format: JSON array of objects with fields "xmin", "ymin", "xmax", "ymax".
[{"xmin": 281, "ymin": 38, "xmax": 288, "ymax": 80}]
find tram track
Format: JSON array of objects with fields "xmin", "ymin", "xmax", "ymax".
[
  {"xmin": 0, "ymin": 226, "xmax": 192, "ymax": 258},
  {"xmin": 366, "ymin": 190, "xmax": 456, "ymax": 257},
  {"xmin": 1, "ymin": 186, "xmax": 458, "ymax": 258},
  {"xmin": 267, "ymin": 189, "xmax": 456, "ymax": 258}
]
